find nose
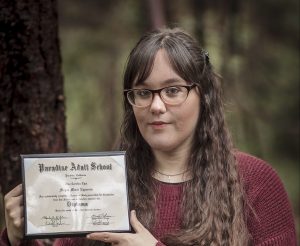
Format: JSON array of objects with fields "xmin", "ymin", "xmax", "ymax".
[{"xmin": 149, "ymin": 93, "xmax": 166, "ymax": 114}]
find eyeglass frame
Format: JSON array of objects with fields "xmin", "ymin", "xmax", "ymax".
[{"xmin": 124, "ymin": 83, "xmax": 198, "ymax": 108}]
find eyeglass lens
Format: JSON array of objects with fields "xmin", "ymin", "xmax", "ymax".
[{"xmin": 127, "ymin": 86, "xmax": 190, "ymax": 107}]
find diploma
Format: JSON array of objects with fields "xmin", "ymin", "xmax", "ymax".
[{"xmin": 21, "ymin": 152, "xmax": 130, "ymax": 239}]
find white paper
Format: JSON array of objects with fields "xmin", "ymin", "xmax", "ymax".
[{"xmin": 23, "ymin": 153, "xmax": 130, "ymax": 236}]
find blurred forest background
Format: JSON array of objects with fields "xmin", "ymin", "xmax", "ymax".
[
  {"xmin": 0, "ymin": 0, "xmax": 299, "ymax": 237},
  {"xmin": 58, "ymin": 0, "xmax": 299, "ymax": 232}
]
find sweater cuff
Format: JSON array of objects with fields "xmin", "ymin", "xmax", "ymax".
[{"xmin": 0, "ymin": 228, "xmax": 11, "ymax": 245}]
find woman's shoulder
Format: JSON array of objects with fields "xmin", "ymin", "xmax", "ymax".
[
  {"xmin": 234, "ymin": 151, "xmax": 280, "ymax": 189},
  {"xmin": 234, "ymin": 151, "xmax": 297, "ymax": 245},
  {"xmin": 234, "ymin": 151, "xmax": 274, "ymax": 174},
  {"xmin": 234, "ymin": 150, "xmax": 287, "ymax": 203}
]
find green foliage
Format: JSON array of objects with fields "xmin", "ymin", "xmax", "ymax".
[{"xmin": 58, "ymin": 0, "xmax": 299, "ymax": 232}]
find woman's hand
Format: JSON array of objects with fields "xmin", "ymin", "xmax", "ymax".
[
  {"xmin": 87, "ymin": 210, "xmax": 158, "ymax": 246},
  {"xmin": 4, "ymin": 184, "xmax": 24, "ymax": 246}
]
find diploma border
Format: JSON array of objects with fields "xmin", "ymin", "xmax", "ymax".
[{"xmin": 21, "ymin": 151, "xmax": 131, "ymax": 239}]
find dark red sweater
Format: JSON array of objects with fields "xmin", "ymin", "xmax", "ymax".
[{"xmin": 1, "ymin": 152, "xmax": 297, "ymax": 245}]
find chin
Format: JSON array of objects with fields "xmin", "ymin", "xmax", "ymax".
[{"xmin": 147, "ymin": 140, "xmax": 177, "ymax": 152}]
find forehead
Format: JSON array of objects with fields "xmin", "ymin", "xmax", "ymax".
[{"xmin": 134, "ymin": 49, "xmax": 186, "ymax": 88}]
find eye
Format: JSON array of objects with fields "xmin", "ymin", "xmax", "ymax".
[
  {"xmin": 135, "ymin": 89, "xmax": 151, "ymax": 98},
  {"xmin": 164, "ymin": 86, "xmax": 182, "ymax": 96}
]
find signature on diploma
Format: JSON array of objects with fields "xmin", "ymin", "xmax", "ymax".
[
  {"xmin": 41, "ymin": 215, "xmax": 68, "ymax": 227},
  {"xmin": 91, "ymin": 213, "xmax": 112, "ymax": 225}
]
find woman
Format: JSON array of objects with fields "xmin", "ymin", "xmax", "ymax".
[{"xmin": 2, "ymin": 28, "xmax": 297, "ymax": 246}]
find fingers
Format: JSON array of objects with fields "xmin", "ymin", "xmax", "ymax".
[
  {"xmin": 4, "ymin": 184, "xmax": 22, "ymax": 200},
  {"xmin": 11, "ymin": 217, "xmax": 24, "ymax": 238},
  {"xmin": 5, "ymin": 184, "xmax": 24, "ymax": 223},
  {"xmin": 87, "ymin": 211, "xmax": 158, "ymax": 246},
  {"xmin": 5, "ymin": 194, "xmax": 23, "ymax": 210},
  {"xmin": 4, "ymin": 184, "xmax": 24, "ymax": 245},
  {"xmin": 5, "ymin": 193, "xmax": 24, "ymax": 225},
  {"xmin": 130, "ymin": 210, "xmax": 144, "ymax": 233},
  {"xmin": 87, "ymin": 232, "xmax": 123, "ymax": 243},
  {"xmin": 5, "ymin": 204, "xmax": 24, "ymax": 237},
  {"xmin": 7, "ymin": 202, "xmax": 24, "ymax": 222}
]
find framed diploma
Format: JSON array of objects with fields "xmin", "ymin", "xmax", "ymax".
[{"xmin": 21, "ymin": 152, "xmax": 130, "ymax": 239}]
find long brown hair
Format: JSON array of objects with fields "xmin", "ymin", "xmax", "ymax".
[{"xmin": 121, "ymin": 28, "xmax": 250, "ymax": 245}]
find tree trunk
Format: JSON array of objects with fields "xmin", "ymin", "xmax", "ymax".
[
  {"xmin": 0, "ymin": 0, "xmax": 67, "ymax": 194},
  {"xmin": 147, "ymin": 0, "xmax": 166, "ymax": 29},
  {"xmin": 102, "ymin": 48, "xmax": 119, "ymax": 150},
  {"xmin": 192, "ymin": 0, "xmax": 206, "ymax": 46}
]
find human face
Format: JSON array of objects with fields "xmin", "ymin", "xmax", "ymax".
[{"xmin": 132, "ymin": 49, "xmax": 200, "ymax": 153}]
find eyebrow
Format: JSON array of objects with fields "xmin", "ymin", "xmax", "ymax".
[{"xmin": 136, "ymin": 78, "xmax": 185, "ymax": 86}]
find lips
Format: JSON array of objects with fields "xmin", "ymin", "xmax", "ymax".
[
  {"xmin": 148, "ymin": 121, "xmax": 169, "ymax": 129},
  {"xmin": 149, "ymin": 121, "xmax": 167, "ymax": 125}
]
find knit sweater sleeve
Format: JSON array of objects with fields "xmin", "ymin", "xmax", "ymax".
[
  {"xmin": 236, "ymin": 152, "xmax": 297, "ymax": 246},
  {"xmin": 0, "ymin": 228, "xmax": 79, "ymax": 246},
  {"xmin": 0, "ymin": 228, "xmax": 44, "ymax": 246},
  {"xmin": 156, "ymin": 241, "xmax": 166, "ymax": 246}
]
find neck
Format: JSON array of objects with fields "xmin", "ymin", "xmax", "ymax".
[
  {"xmin": 151, "ymin": 142, "xmax": 192, "ymax": 184},
  {"xmin": 153, "ymin": 149, "xmax": 189, "ymax": 174}
]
